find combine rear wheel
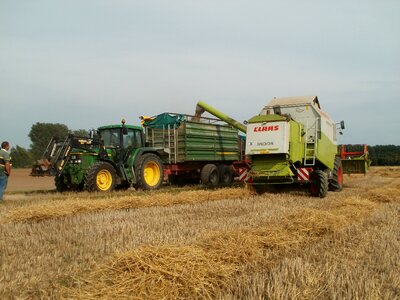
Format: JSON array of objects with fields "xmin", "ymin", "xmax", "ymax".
[
  {"xmin": 85, "ymin": 161, "xmax": 117, "ymax": 192},
  {"xmin": 309, "ymin": 170, "xmax": 328, "ymax": 198},
  {"xmin": 329, "ymin": 156, "xmax": 343, "ymax": 192},
  {"xmin": 136, "ymin": 154, "xmax": 163, "ymax": 190},
  {"xmin": 201, "ymin": 164, "xmax": 219, "ymax": 188}
]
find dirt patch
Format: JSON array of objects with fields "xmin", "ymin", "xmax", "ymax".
[{"xmin": 6, "ymin": 169, "xmax": 54, "ymax": 193}]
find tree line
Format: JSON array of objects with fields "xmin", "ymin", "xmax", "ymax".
[
  {"xmin": 10, "ymin": 122, "xmax": 88, "ymax": 168},
  {"xmin": 8, "ymin": 123, "xmax": 400, "ymax": 167}
]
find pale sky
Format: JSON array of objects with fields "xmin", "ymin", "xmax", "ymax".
[{"xmin": 1, "ymin": 0, "xmax": 399, "ymax": 148}]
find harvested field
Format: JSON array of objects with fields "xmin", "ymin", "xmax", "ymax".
[
  {"xmin": 0, "ymin": 167, "xmax": 399, "ymax": 299},
  {"xmin": 6, "ymin": 168, "xmax": 54, "ymax": 192}
]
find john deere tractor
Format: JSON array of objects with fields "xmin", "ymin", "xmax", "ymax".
[{"xmin": 52, "ymin": 120, "xmax": 165, "ymax": 192}]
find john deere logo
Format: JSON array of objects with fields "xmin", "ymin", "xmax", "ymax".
[{"xmin": 79, "ymin": 139, "xmax": 92, "ymax": 145}]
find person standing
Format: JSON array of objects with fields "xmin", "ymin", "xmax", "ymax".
[{"xmin": 0, "ymin": 141, "xmax": 11, "ymax": 201}]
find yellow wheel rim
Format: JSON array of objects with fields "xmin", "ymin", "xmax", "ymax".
[
  {"xmin": 144, "ymin": 161, "xmax": 161, "ymax": 187},
  {"xmin": 96, "ymin": 169, "xmax": 113, "ymax": 191}
]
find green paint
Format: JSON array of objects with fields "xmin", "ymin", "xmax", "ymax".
[
  {"xmin": 248, "ymin": 114, "xmax": 287, "ymax": 123},
  {"xmin": 316, "ymin": 132, "xmax": 336, "ymax": 170},
  {"xmin": 147, "ymin": 120, "xmax": 239, "ymax": 163}
]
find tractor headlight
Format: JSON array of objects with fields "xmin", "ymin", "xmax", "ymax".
[{"xmin": 70, "ymin": 154, "xmax": 82, "ymax": 164}]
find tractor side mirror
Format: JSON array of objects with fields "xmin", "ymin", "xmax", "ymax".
[{"xmin": 340, "ymin": 120, "xmax": 345, "ymax": 130}]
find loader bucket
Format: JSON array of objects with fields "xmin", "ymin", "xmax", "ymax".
[{"xmin": 30, "ymin": 159, "xmax": 53, "ymax": 176}]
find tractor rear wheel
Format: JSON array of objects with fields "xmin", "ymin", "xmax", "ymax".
[
  {"xmin": 85, "ymin": 161, "xmax": 117, "ymax": 192},
  {"xmin": 136, "ymin": 153, "xmax": 163, "ymax": 190},
  {"xmin": 201, "ymin": 164, "xmax": 219, "ymax": 188},
  {"xmin": 329, "ymin": 156, "xmax": 343, "ymax": 192},
  {"xmin": 217, "ymin": 164, "xmax": 234, "ymax": 186},
  {"xmin": 309, "ymin": 170, "xmax": 328, "ymax": 198}
]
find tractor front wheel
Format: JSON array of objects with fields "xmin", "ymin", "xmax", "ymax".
[
  {"xmin": 55, "ymin": 174, "xmax": 68, "ymax": 192},
  {"xmin": 136, "ymin": 154, "xmax": 164, "ymax": 190},
  {"xmin": 309, "ymin": 170, "xmax": 328, "ymax": 198},
  {"xmin": 85, "ymin": 161, "xmax": 117, "ymax": 192}
]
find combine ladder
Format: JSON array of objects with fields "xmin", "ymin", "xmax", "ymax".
[{"xmin": 304, "ymin": 118, "xmax": 319, "ymax": 166}]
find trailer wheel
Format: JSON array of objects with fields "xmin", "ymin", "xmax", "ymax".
[
  {"xmin": 55, "ymin": 174, "xmax": 68, "ymax": 192},
  {"xmin": 329, "ymin": 156, "xmax": 343, "ymax": 192},
  {"xmin": 85, "ymin": 161, "xmax": 117, "ymax": 192},
  {"xmin": 309, "ymin": 170, "xmax": 328, "ymax": 198},
  {"xmin": 217, "ymin": 165, "xmax": 234, "ymax": 186},
  {"xmin": 201, "ymin": 164, "xmax": 219, "ymax": 188},
  {"xmin": 136, "ymin": 153, "xmax": 163, "ymax": 190}
]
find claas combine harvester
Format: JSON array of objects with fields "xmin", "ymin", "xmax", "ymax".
[{"xmin": 195, "ymin": 96, "xmax": 369, "ymax": 197}]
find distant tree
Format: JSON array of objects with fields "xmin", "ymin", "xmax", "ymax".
[
  {"xmin": 369, "ymin": 145, "xmax": 400, "ymax": 166},
  {"xmin": 29, "ymin": 122, "xmax": 69, "ymax": 160},
  {"xmin": 10, "ymin": 145, "xmax": 33, "ymax": 168},
  {"xmin": 71, "ymin": 129, "xmax": 89, "ymax": 137}
]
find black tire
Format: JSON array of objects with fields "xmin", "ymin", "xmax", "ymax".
[
  {"xmin": 329, "ymin": 156, "xmax": 343, "ymax": 192},
  {"xmin": 55, "ymin": 174, "xmax": 68, "ymax": 192},
  {"xmin": 217, "ymin": 165, "xmax": 234, "ymax": 187},
  {"xmin": 85, "ymin": 161, "xmax": 117, "ymax": 192},
  {"xmin": 136, "ymin": 153, "xmax": 163, "ymax": 190},
  {"xmin": 309, "ymin": 170, "xmax": 328, "ymax": 198},
  {"xmin": 115, "ymin": 182, "xmax": 131, "ymax": 191},
  {"xmin": 201, "ymin": 164, "xmax": 219, "ymax": 188}
]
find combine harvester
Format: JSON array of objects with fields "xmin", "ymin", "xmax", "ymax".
[{"xmin": 195, "ymin": 96, "xmax": 366, "ymax": 197}]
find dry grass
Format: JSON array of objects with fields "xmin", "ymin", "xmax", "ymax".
[
  {"xmin": 0, "ymin": 167, "xmax": 399, "ymax": 299},
  {"xmin": 4, "ymin": 188, "xmax": 250, "ymax": 223},
  {"xmin": 61, "ymin": 196, "xmax": 377, "ymax": 299}
]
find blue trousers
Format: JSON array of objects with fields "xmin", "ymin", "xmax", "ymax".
[{"xmin": 0, "ymin": 175, "xmax": 8, "ymax": 200}]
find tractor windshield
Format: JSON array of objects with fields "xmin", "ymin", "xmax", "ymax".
[
  {"xmin": 123, "ymin": 129, "xmax": 142, "ymax": 148},
  {"xmin": 101, "ymin": 129, "xmax": 120, "ymax": 148}
]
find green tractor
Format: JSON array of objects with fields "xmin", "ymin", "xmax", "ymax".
[{"xmin": 52, "ymin": 120, "xmax": 165, "ymax": 192}]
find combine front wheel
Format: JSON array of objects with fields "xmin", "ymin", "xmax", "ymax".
[{"xmin": 309, "ymin": 170, "xmax": 328, "ymax": 198}]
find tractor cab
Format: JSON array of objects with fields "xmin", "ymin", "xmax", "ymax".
[
  {"xmin": 97, "ymin": 121, "xmax": 144, "ymax": 164},
  {"xmin": 98, "ymin": 121, "xmax": 144, "ymax": 150}
]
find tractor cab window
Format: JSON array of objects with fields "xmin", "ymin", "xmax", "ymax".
[
  {"xmin": 123, "ymin": 129, "xmax": 142, "ymax": 148},
  {"xmin": 101, "ymin": 129, "xmax": 121, "ymax": 148}
]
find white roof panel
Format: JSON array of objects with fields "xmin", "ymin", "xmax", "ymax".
[{"xmin": 267, "ymin": 96, "xmax": 320, "ymax": 109}]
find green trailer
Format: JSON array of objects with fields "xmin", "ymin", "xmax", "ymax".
[{"xmin": 143, "ymin": 113, "xmax": 243, "ymax": 187}]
